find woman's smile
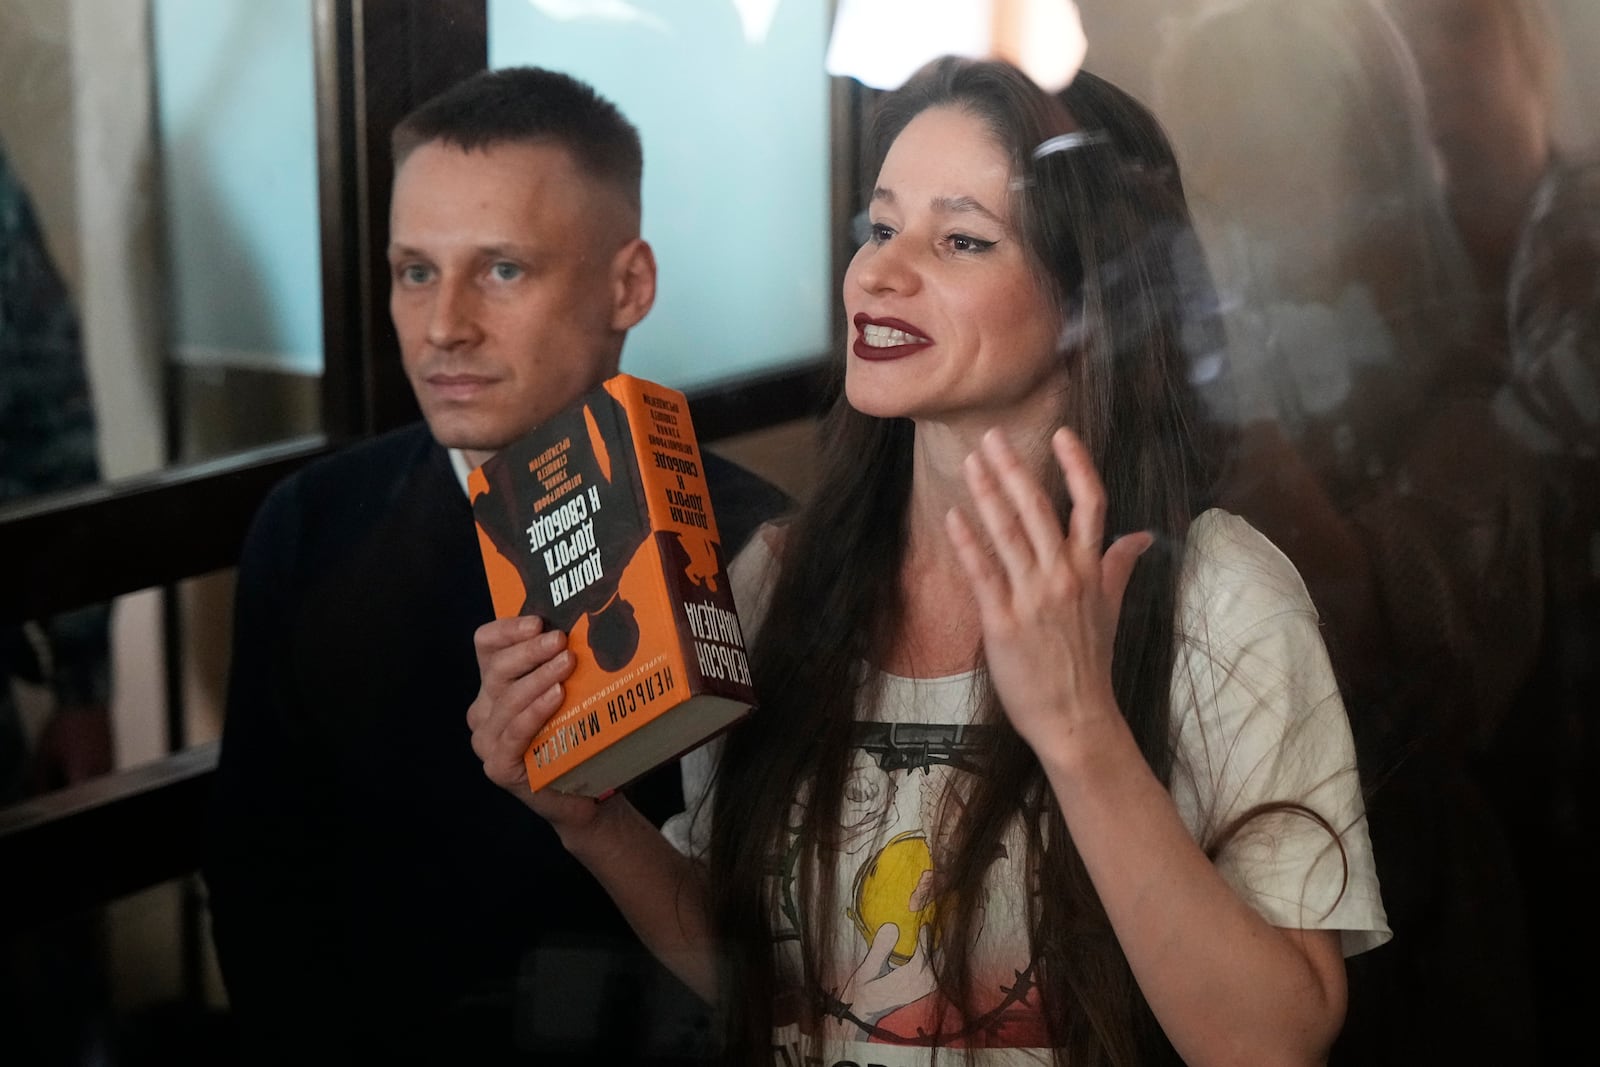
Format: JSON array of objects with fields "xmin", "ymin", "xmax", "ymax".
[{"xmin": 852, "ymin": 313, "xmax": 935, "ymax": 361}]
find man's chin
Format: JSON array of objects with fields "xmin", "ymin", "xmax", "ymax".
[{"xmin": 423, "ymin": 417, "xmax": 514, "ymax": 462}]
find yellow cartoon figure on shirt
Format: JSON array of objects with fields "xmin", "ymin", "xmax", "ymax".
[
  {"xmin": 825, "ymin": 830, "xmax": 944, "ymax": 1038},
  {"xmin": 848, "ymin": 831, "xmax": 941, "ymax": 963}
]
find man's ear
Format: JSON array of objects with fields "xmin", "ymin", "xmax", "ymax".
[{"xmin": 609, "ymin": 238, "xmax": 656, "ymax": 332}]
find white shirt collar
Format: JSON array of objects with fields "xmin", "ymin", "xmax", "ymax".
[{"xmin": 447, "ymin": 448, "xmax": 475, "ymax": 498}]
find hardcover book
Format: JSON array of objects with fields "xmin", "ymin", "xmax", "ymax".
[{"xmin": 468, "ymin": 373, "xmax": 756, "ymax": 796}]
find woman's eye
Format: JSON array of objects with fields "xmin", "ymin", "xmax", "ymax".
[
  {"xmin": 869, "ymin": 223, "xmax": 895, "ymax": 245},
  {"xmin": 490, "ymin": 261, "xmax": 523, "ymax": 281},
  {"xmin": 948, "ymin": 234, "xmax": 996, "ymax": 253}
]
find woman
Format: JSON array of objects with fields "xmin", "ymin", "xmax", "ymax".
[{"xmin": 470, "ymin": 59, "xmax": 1387, "ymax": 1066}]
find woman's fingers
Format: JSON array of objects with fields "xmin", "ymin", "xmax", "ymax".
[
  {"xmin": 496, "ymin": 641, "xmax": 575, "ymax": 719},
  {"xmin": 474, "ymin": 618, "xmax": 562, "ymax": 684},
  {"xmin": 1051, "ymin": 427, "xmax": 1108, "ymax": 573},
  {"xmin": 465, "ymin": 620, "xmax": 605, "ymax": 824},
  {"xmin": 476, "ymin": 622, "xmax": 565, "ymax": 693},
  {"xmin": 956, "ymin": 426, "xmax": 1149, "ymax": 613},
  {"xmin": 960, "ymin": 426, "xmax": 1103, "ymax": 592},
  {"xmin": 962, "ymin": 451, "xmax": 1037, "ymax": 582},
  {"xmin": 474, "ymin": 614, "xmax": 544, "ymax": 665},
  {"xmin": 980, "ymin": 429, "xmax": 1068, "ymax": 561},
  {"xmin": 471, "ymin": 619, "xmax": 552, "ymax": 722},
  {"xmin": 478, "ymin": 678, "xmax": 566, "ymax": 782},
  {"xmin": 962, "ymin": 427, "xmax": 1081, "ymax": 586},
  {"xmin": 946, "ymin": 506, "xmax": 1007, "ymax": 616},
  {"xmin": 467, "ymin": 616, "xmax": 576, "ymax": 785},
  {"xmin": 1101, "ymin": 530, "xmax": 1155, "ymax": 625}
]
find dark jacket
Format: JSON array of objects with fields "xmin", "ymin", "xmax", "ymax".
[{"xmin": 205, "ymin": 422, "xmax": 789, "ymax": 1064}]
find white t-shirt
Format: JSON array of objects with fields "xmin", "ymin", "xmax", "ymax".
[{"xmin": 665, "ymin": 509, "xmax": 1389, "ymax": 1066}]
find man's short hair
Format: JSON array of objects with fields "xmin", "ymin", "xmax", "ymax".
[{"xmin": 392, "ymin": 66, "xmax": 642, "ymax": 209}]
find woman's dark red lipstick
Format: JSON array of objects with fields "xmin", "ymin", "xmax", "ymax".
[{"xmin": 852, "ymin": 313, "xmax": 934, "ymax": 362}]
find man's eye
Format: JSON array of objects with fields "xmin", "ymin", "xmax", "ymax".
[
  {"xmin": 399, "ymin": 264, "xmax": 432, "ymax": 284},
  {"xmin": 490, "ymin": 261, "xmax": 523, "ymax": 281},
  {"xmin": 869, "ymin": 223, "xmax": 895, "ymax": 245}
]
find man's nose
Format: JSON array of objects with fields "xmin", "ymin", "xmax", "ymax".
[{"xmin": 425, "ymin": 279, "xmax": 483, "ymax": 349}]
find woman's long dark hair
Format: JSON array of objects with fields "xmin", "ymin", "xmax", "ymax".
[{"xmin": 707, "ymin": 59, "xmax": 1230, "ymax": 1066}]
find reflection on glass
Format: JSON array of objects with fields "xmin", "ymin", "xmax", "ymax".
[
  {"xmin": 489, "ymin": 0, "xmax": 831, "ymax": 388},
  {"xmin": 1, "ymin": 0, "xmax": 324, "ymax": 490},
  {"xmin": 1, "ymin": 141, "xmax": 112, "ymax": 803},
  {"xmin": 0, "ymin": 0, "xmax": 1595, "ymax": 1060},
  {"xmin": 1, "ymin": 1, "xmax": 323, "ymax": 808},
  {"xmin": 1145, "ymin": 0, "xmax": 1596, "ymax": 1060}
]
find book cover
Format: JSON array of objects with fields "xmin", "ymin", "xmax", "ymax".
[{"xmin": 468, "ymin": 373, "xmax": 756, "ymax": 797}]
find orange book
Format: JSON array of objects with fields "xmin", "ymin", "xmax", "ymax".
[{"xmin": 468, "ymin": 373, "xmax": 756, "ymax": 797}]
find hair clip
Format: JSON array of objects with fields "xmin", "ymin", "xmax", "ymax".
[{"xmin": 1032, "ymin": 130, "xmax": 1112, "ymax": 159}]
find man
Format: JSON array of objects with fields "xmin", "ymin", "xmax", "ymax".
[
  {"xmin": 0, "ymin": 140, "xmax": 112, "ymax": 805},
  {"xmin": 204, "ymin": 67, "xmax": 789, "ymax": 1065},
  {"xmin": 1, "ymin": 138, "xmax": 115, "ymax": 1067}
]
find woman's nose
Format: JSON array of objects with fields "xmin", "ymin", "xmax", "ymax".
[{"xmin": 852, "ymin": 235, "xmax": 922, "ymax": 297}]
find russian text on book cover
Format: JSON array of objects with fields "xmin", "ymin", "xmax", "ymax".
[{"xmin": 469, "ymin": 374, "xmax": 755, "ymax": 796}]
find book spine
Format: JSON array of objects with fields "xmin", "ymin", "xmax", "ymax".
[
  {"xmin": 602, "ymin": 375, "xmax": 655, "ymax": 555},
  {"xmin": 616, "ymin": 375, "xmax": 755, "ymax": 704},
  {"xmin": 616, "ymin": 375, "xmax": 722, "ymax": 542}
]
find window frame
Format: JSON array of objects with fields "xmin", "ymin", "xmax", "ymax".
[{"xmin": 0, "ymin": 0, "xmax": 853, "ymax": 926}]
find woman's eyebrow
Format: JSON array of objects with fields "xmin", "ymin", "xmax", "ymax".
[
  {"xmin": 870, "ymin": 186, "xmax": 1003, "ymax": 225},
  {"xmin": 930, "ymin": 194, "xmax": 1003, "ymax": 224}
]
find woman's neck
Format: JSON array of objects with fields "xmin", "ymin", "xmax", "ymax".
[
  {"xmin": 878, "ymin": 416, "xmax": 1058, "ymax": 678},
  {"xmin": 905, "ymin": 416, "xmax": 1058, "ymax": 534}
]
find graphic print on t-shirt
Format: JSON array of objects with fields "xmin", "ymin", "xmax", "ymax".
[{"xmin": 772, "ymin": 702, "xmax": 1051, "ymax": 1054}]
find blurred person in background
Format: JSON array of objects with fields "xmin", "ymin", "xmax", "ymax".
[
  {"xmin": 1384, "ymin": 0, "xmax": 1600, "ymax": 1057},
  {"xmin": 0, "ymin": 148, "xmax": 112, "ymax": 801},
  {"xmin": 1156, "ymin": 0, "xmax": 1546, "ymax": 1060},
  {"xmin": 0, "ymin": 137, "xmax": 114, "ymax": 1067}
]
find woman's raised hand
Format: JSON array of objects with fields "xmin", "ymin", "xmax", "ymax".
[
  {"xmin": 945, "ymin": 427, "xmax": 1152, "ymax": 763},
  {"xmin": 467, "ymin": 616, "xmax": 604, "ymax": 834}
]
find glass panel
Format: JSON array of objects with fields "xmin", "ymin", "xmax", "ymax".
[
  {"xmin": 1080, "ymin": 1, "xmax": 1598, "ymax": 1060},
  {"xmin": 3, "ymin": 0, "xmax": 319, "ymax": 807},
  {"xmin": 0, "ymin": 0, "xmax": 322, "ymax": 506},
  {"xmin": 4, "ymin": 2, "xmax": 1597, "ymax": 1061},
  {"xmin": 488, "ymin": 0, "xmax": 832, "ymax": 389},
  {"xmin": 1, "ymin": 572, "xmax": 230, "ymax": 848},
  {"xmin": 152, "ymin": 0, "xmax": 323, "ymax": 381},
  {"xmin": 153, "ymin": 0, "xmax": 324, "ymax": 462}
]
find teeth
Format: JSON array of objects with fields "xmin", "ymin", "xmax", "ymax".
[{"xmin": 863, "ymin": 323, "xmax": 929, "ymax": 348}]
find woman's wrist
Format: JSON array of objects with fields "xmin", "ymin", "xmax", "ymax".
[
  {"xmin": 1029, "ymin": 694, "xmax": 1138, "ymax": 792},
  {"xmin": 555, "ymin": 791, "xmax": 634, "ymax": 863}
]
